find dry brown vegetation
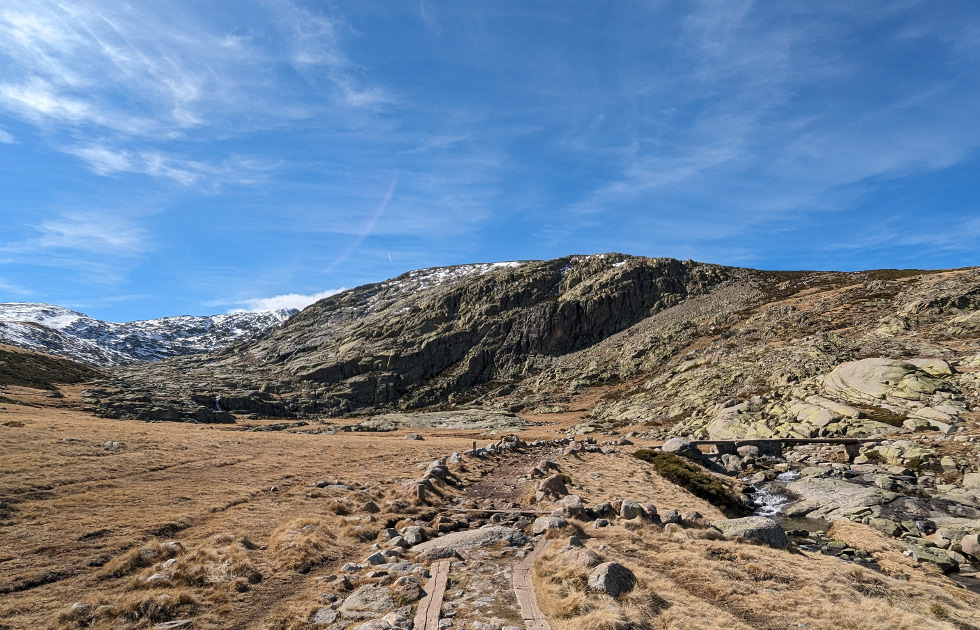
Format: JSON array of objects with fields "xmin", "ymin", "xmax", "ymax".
[
  {"xmin": 534, "ymin": 524, "xmax": 980, "ymax": 630},
  {"xmin": 0, "ymin": 396, "xmax": 481, "ymax": 629},
  {"xmin": 2, "ymin": 381, "xmax": 979, "ymax": 630}
]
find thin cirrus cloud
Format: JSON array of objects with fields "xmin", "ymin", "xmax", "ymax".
[
  {"xmin": 2, "ymin": 212, "xmax": 148, "ymax": 257},
  {"xmin": 552, "ymin": 1, "xmax": 980, "ymax": 252},
  {"xmin": 0, "ymin": 0, "xmax": 386, "ymax": 184}
]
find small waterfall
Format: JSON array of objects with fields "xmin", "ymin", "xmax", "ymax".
[
  {"xmin": 750, "ymin": 469, "xmax": 800, "ymax": 516},
  {"xmin": 752, "ymin": 487, "xmax": 790, "ymax": 517},
  {"xmin": 214, "ymin": 395, "xmax": 223, "ymax": 411},
  {"xmin": 776, "ymin": 470, "xmax": 801, "ymax": 482}
]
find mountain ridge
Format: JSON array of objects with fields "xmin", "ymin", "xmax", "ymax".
[{"xmin": 0, "ymin": 302, "xmax": 298, "ymax": 367}]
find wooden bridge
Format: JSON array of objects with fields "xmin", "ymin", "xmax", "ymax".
[{"xmin": 689, "ymin": 437, "xmax": 886, "ymax": 462}]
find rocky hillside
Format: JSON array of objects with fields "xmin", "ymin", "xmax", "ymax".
[
  {"xmin": 87, "ymin": 255, "xmax": 737, "ymax": 421},
  {"xmin": 0, "ymin": 303, "xmax": 298, "ymax": 367},
  {"xmin": 83, "ymin": 256, "xmax": 980, "ymax": 439},
  {"xmin": 0, "ymin": 343, "xmax": 104, "ymax": 391}
]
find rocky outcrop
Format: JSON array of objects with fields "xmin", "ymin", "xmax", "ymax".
[
  {"xmin": 59, "ymin": 258, "xmax": 980, "ymax": 430},
  {"xmin": 86, "ymin": 255, "xmax": 737, "ymax": 421}
]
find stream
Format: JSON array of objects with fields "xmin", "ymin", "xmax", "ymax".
[{"xmin": 745, "ymin": 467, "xmax": 980, "ymax": 593}]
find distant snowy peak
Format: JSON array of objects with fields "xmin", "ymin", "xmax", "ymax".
[{"xmin": 0, "ymin": 303, "xmax": 298, "ymax": 368}]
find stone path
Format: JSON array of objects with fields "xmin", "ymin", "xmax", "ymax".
[
  {"xmin": 414, "ymin": 560, "xmax": 451, "ymax": 630},
  {"xmin": 513, "ymin": 538, "xmax": 553, "ymax": 630}
]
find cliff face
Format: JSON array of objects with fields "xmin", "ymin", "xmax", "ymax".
[
  {"xmin": 86, "ymin": 255, "xmax": 739, "ymax": 421},
  {"xmin": 82, "ymin": 256, "xmax": 980, "ymax": 438}
]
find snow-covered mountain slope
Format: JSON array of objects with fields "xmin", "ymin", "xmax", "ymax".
[{"xmin": 0, "ymin": 303, "xmax": 297, "ymax": 367}]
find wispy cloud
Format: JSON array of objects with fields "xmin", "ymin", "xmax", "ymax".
[
  {"xmin": 0, "ymin": 1, "xmax": 388, "ymax": 187},
  {"xmin": 0, "ymin": 127, "xmax": 16, "ymax": 144},
  {"xmin": 63, "ymin": 143, "xmax": 280, "ymax": 187},
  {"xmin": 2, "ymin": 211, "xmax": 148, "ymax": 257},
  {"xmin": 0, "ymin": 277, "xmax": 32, "ymax": 296},
  {"xmin": 236, "ymin": 288, "xmax": 346, "ymax": 312}
]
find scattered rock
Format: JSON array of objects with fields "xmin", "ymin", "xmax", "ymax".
[
  {"xmin": 679, "ymin": 511, "xmax": 711, "ymax": 529},
  {"xmin": 531, "ymin": 515, "xmax": 568, "ymax": 534},
  {"xmin": 404, "ymin": 434, "xmax": 424, "ymax": 441},
  {"xmin": 401, "ymin": 526, "xmax": 427, "ymax": 546},
  {"xmin": 339, "ymin": 585, "xmax": 396, "ymax": 618},
  {"xmin": 564, "ymin": 547, "xmax": 602, "ymax": 568},
  {"xmin": 711, "ymin": 516, "xmax": 789, "ymax": 549},
  {"xmin": 587, "ymin": 562, "xmax": 637, "ymax": 596},
  {"xmin": 560, "ymin": 495, "xmax": 588, "ymax": 520}
]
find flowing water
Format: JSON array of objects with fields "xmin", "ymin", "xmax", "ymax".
[{"xmin": 746, "ymin": 467, "xmax": 980, "ymax": 592}]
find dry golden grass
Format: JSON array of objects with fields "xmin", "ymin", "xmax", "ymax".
[
  {"xmin": 56, "ymin": 589, "xmax": 199, "ymax": 629},
  {"xmin": 268, "ymin": 516, "xmax": 342, "ymax": 573},
  {"xmin": 0, "ymin": 400, "xmax": 479, "ymax": 629},
  {"xmin": 4, "ymin": 391, "xmax": 980, "ymax": 630},
  {"xmin": 530, "ymin": 522, "xmax": 980, "ymax": 630}
]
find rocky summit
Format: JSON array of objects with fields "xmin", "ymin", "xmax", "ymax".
[{"xmin": 81, "ymin": 254, "xmax": 980, "ymax": 437}]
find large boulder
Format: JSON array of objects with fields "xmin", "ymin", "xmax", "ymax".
[
  {"xmin": 587, "ymin": 562, "xmax": 637, "ymax": 597},
  {"xmin": 661, "ymin": 438, "xmax": 703, "ymax": 463},
  {"xmin": 712, "ymin": 516, "xmax": 789, "ymax": 549},
  {"xmin": 338, "ymin": 585, "xmax": 395, "ymax": 618},
  {"xmin": 619, "ymin": 500, "xmax": 643, "ymax": 520},
  {"xmin": 532, "ymin": 515, "xmax": 568, "ymax": 534},
  {"xmin": 961, "ymin": 533, "xmax": 980, "ymax": 558},
  {"xmin": 411, "ymin": 526, "xmax": 528, "ymax": 555},
  {"xmin": 537, "ymin": 474, "xmax": 569, "ymax": 499}
]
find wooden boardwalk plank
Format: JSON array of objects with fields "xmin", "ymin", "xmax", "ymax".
[
  {"xmin": 414, "ymin": 560, "xmax": 451, "ymax": 630},
  {"xmin": 513, "ymin": 538, "xmax": 553, "ymax": 630}
]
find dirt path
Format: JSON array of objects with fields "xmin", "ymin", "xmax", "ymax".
[{"xmin": 462, "ymin": 448, "xmax": 563, "ymax": 508}]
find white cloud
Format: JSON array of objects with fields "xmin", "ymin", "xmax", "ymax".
[
  {"xmin": 238, "ymin": 288, "xmax": 346, "ymax": 312},
  {"xmin": 0, "ymin": 127, "xmax": 16, "ymax": 143}
]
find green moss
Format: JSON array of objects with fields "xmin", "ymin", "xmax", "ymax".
[{"xmin": 633, "ymin": 450, "xmax": 750, "ymax": 516}]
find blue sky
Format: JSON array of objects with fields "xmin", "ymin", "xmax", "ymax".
[{"xmin": 1, "ymin": 1, "xmax": 979, "ymax": 321}]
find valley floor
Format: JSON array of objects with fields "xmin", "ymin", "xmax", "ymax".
[{"xmin": 2, "ymin": 387, "xmax": 979, "ymax": 630}]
